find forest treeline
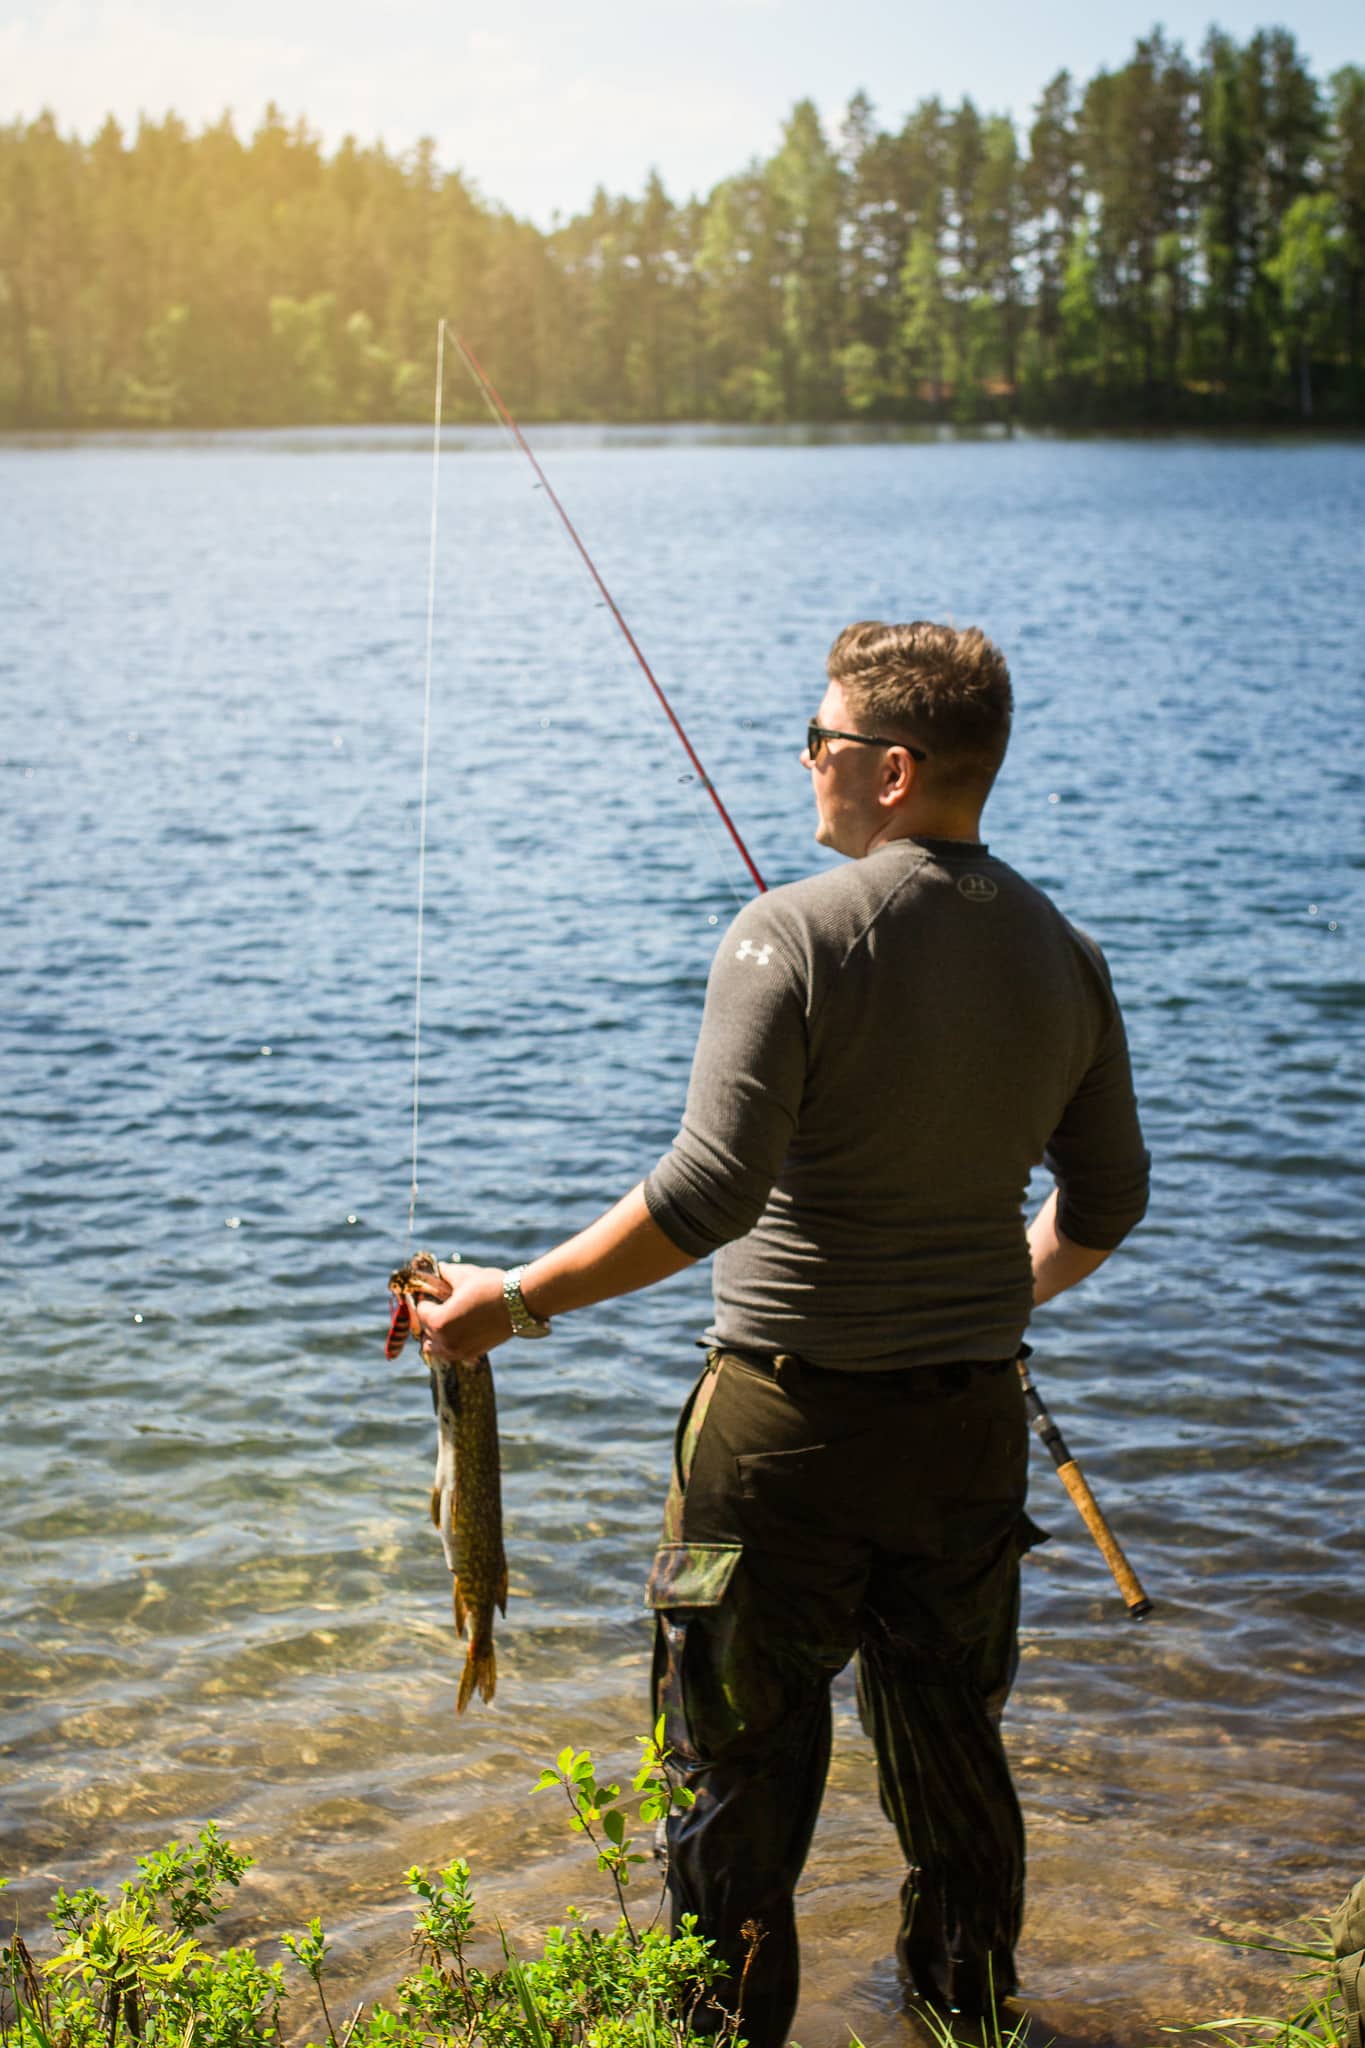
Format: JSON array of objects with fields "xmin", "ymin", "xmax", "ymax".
[{"xmin": 3, "ymin": 25, "xmax": 1363, "ymax": 430}]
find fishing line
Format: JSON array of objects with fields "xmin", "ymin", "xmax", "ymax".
[
  {"xmin": 408, "ymin": 317, "xmax": 446, "ymax": 1243},
  {"xmin": 450, "ymin": 330, "xmax": 768, "ymax": 896},
  {"xmin": 674, "ymin": 769, "xmax": 752, "ymax": 920}
]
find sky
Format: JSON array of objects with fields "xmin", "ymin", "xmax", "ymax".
[{"xmin": 3, "ymin": 0, "xmax": 1361, "ymax": 224}]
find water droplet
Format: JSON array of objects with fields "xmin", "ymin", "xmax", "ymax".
[
  {"xmin": 260, "ymin": 1045, "xmax": 272, "ymax": 1056},
  {"xmin": 1328, "ymin": 920, "xmax": 1338, "ymax": 931},
  {"xmin": 225, "ymin": 1216, "xmax": 241, "ymax": 1229},
  {"xmin": 1309, "ymin": 904, "xmax": 1319, "ymax": 915},
  {"xmin": 540, "ymin": 717, "xmax": 551, "ymax": 728},
  {"xmin": 1047, "ymin": 792, "xmax": 1060, "ymax": 805},
  {"xmin": 133, "ymin": 1312, "xmax": 143, "ymax": 1324},
  {"xmin": 708, "ymin": 915, "xmax": 718, "ymax": 925},
  {"xmin": 346, "ymin": 1214, "xmax": 358, "ymax": 1225}
]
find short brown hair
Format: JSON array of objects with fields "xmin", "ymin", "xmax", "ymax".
[{"xmin": 826, "ymin": 620, "xmax": 1012, "ymax": 797}]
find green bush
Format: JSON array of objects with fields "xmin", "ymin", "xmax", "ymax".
[
  {"xmin": 1, "ymin": 1724, "xmax": 743, "ymax": 2048},
  {"xmin": 9, "ymin": 1730, "xmax": 1347, "ymax": 2048}
]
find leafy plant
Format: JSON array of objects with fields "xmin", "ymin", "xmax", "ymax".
[
  {"xmin": 280, "ymin": 1921, "xmax": 341, "ymax": 2048},
  {"xmin": 129, "ymin": 1823, "xmax": 253, "ymax": 1936},
  {"xmin": 532, "ymin": 1716, "xmax": 696, "ymax": 1941},
  {"xmin": 2, "ymin": 1729, "xmax": 733, "ymax": 2048},
  {"xmin": 3, "ymin": 1823, "xmax": 282, "ymax": 2048}
]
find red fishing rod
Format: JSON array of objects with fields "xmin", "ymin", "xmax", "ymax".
[{"xmin": 452, "ymin": 330, "xmax": 768, "ymax": 896}]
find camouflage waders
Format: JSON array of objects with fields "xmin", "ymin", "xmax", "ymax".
[
  {"xmin": 647, "ymin": 1348, "xmax": 1044, "ymax": 2048},
  {"xmin": 1332, "ymin": 1876, "xmax": 1365, "ymax": 2048}
]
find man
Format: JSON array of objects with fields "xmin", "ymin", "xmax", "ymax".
[{"xmin": 414, "ymin": 619, "xmax": 1149, "ymax": 2048}]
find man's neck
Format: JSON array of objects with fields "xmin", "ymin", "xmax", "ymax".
[{"xmin": 866, "ymin": 813, "xmax": 983, "ymax": 853}]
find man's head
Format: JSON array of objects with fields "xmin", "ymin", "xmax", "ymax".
[{"xmin": 803, "ymin": 620, "xmax": 1012, "ymax": 855}]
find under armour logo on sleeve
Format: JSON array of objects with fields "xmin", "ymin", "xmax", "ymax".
[{"xmin": 735, "ymin": 939, "xmax": 773, "ymax": 966}]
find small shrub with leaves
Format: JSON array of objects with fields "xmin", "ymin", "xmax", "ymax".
[{"xmin": 1, "ymin": 1723, "xmax": 741, "ymax": 2048}]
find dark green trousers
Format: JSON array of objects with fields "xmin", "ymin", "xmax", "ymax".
[{"xmin": 647, "ymin": 1348, "xmax": 1041, "ymax": 2048}]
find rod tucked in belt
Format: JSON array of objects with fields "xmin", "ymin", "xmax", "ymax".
[{"xmin": 1016, "ymin": 1343, "xmax": 1153, "ymax": 1619}]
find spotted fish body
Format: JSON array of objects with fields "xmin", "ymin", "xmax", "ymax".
[{"xmin": 388, "ymin": 1253, "xmax": 508, "ymax": 1712}]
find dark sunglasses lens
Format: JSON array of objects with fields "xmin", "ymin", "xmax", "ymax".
[{"xmin": 807, "ymin": 723, "xmax": 822, "ymax": 759}]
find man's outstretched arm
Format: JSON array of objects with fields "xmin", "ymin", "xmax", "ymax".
[{"xmin": 412, "ymin": 1183, "xmax": 696, "ymax": 1363}]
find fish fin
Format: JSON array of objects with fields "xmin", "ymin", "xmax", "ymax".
[
  {"xmin": 497, "ymin": 1557, "xmax": 508, "ymax": 1617},
  {"xmin": 453, "ymin": 1578, "xmax": 467, "ymax": 1637},
  {"xmin": 430, "ymin": 1485, "xmax": 441, "ymax": 1529},
  {"xmin": 456, "ymin": 1637, "xmax": 496, "ymax": 1714}
]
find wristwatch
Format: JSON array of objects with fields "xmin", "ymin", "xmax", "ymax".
[{"xmin": 502, "ymin": 1265, "xmax": 552, "ymax": 1339}]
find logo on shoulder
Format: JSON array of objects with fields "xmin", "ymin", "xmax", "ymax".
[
  {"xmin": 735, "ymin": 938, "xmax": 773, "ymax": 966},
  {"xmin": 957, "ymin": 873, "xmax": 998, "ymax": 904}
]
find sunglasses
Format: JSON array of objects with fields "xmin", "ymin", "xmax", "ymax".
[{"xmin": 806, "ymin": 722, "xmax": 927, "ymax": 763}]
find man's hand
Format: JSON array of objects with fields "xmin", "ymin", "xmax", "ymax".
[{"xmin": 411, "ymin": 1263, "xmax": 513, "ymax": 1364}]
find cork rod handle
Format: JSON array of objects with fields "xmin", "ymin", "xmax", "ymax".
[{"xmin": 1055, "ymin": 1458, "xmax": 1152, "ymax": 1618}]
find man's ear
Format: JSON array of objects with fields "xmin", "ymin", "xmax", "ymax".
[{"xmin": 880, "ymin": 746, "xmax": 917, "ymax": 805}]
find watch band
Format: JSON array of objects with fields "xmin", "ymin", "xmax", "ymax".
[{"xmin": 503, "ymin": 1265, "xmax": 552, "ymax": 1339}]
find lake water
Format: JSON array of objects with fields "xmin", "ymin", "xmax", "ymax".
[{"xmin": 2, "ymin": 425, "xmax": 1363, "ymax": 2048}]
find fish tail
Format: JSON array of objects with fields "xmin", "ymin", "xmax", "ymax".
[{"xmin": 456, "ymin": 1632, "xmax": 496, "ymax": 1714}]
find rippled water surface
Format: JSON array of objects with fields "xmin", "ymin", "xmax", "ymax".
[{"xmin": 2, "ymin": 427, "xmax": 1363, "ymax": 2046}]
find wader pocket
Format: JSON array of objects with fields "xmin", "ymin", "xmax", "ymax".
[
  {"xmin": 648, "ymin": 1542, "xmax": 792, "ymax": 1760},
  {"xmin": 647, "ymin": 1543, "xmax": 744, "ymax": 1761},
  {"xmin": 646, "ymin": 1541, "xmax": 742, "ymax": 1611},
  {"xmin": 736, "ymin": 1447, "xmax": 823, "ymax": 1503}
]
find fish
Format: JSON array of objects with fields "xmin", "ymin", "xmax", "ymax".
[{"xmin": 387, "ymin": 1251, "xmax": 508, "ymax": 1711}]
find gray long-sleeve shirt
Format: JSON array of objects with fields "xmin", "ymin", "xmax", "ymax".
[{"xmin": 643, "ymin": 835, "xmax": 1149, "ymax": 1371}]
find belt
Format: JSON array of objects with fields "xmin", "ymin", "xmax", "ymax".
[{"xmin": 712, "ymin": 1343, "xmax": 1016, "ymax": 1398}]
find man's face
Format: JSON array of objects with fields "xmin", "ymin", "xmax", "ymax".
[{"xmin": 801, "ymin": 679, "xmax": 888, "ymax": 857}]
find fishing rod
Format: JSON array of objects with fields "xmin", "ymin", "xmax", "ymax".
[
  {"xmin": 450, "ymin": 330, "xmax": 768, "ymax": 895},
  {"xmin": 1018, "ymin": 1345, "xmax": 1152, "ymax": 1618},
  {"xmin": 443, "ymin": 331, "xmax": 1152, "ymax": 1621}
]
